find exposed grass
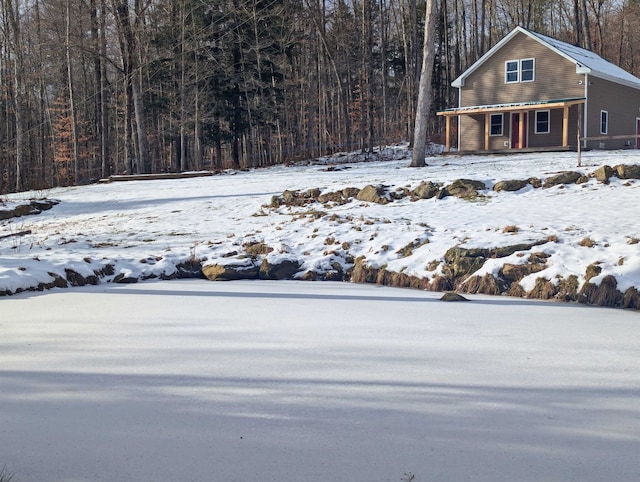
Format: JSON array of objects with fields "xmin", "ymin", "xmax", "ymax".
[
  {"xmin": 579, "ymin": 236, "xmax": 596, "ymax": 248},
  {"xmin": 503, "ymin": 225, "xmax": 519, "ymax": 234},
  {"xmin": 0, "ymin": 465, "xmax": 15, "ymax": 482}
]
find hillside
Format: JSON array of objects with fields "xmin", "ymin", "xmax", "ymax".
[{"xmin": 1, "ymin": 146, "xmax": 639, "ymax": 308}]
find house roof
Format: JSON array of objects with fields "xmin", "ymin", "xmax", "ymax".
[{"xmin": 452, "ymin": 26, "xmax": 640, "ymax": 90}]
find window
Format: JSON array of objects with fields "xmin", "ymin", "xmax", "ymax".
[
  {"xmin": 505, "ymin": 59, "xmax": 535, "ymax": 84},
  {"xmin": 535, "ymin": 110, "xmax": 550, "ymax": 134},
  {"xmin": 505, "ymin": 61, "xmax": 519, "ymax": 83},
  {"xmin": 490, "ymin": 114, "xmax": 504, "ymax": 136},
  {"xmin": 600, "ymin": 110, "xmax": 609, "ymax": 135},
  {"xmin": 521, "ymin": 59, "xmax": 535, "ymax": 82}
]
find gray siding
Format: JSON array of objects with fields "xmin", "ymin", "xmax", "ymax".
[{"xmin": 585, "ymin": 78, "xmax": 640, "ymax": 149}]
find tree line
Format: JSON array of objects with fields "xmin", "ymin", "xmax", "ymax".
[{"xmin": 1, "ymin": 0, "xmax": 639, "ymax": 193}]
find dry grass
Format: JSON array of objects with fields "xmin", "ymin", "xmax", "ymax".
[{"xmin": 579, "ymin": 236, "xmax": 596, "ymax": 248}]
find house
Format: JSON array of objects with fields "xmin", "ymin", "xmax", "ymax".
[{"xmin": 438, "ymin": 26, "xmax": 640, "ymax": 153}]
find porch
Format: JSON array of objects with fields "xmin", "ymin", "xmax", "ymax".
[{"xmin": 437, "ymin": 98, "xmax": 586, "ymax": 153}]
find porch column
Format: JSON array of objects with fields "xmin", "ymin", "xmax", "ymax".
[
  {"xmin": 445, "ymin": 115, "xmax": 451, "ymax": 152},
  {"xmin": 484, "ymin": 112, "xmax": 490, "ymax": 150},
  {"xmin": 518, "ymin": 110, "xmax": 525, "ymax": 149},
  {"xmin": 562, "ymin": 105, "xmax": 569, "ymax": 147}
]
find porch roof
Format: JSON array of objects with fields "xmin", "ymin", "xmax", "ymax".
[{"xmin": 437, "ymin": 97, "xmax": 585, "ymax": 117}]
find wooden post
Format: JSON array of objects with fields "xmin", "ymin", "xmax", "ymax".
[
  {"xmin": 577, "ymin": 103, "xmax": 582, "ymax": 167},
  {"xmin": 518, "ymin": 110, "xmax": 525, "ymax": 149},
  {"xmin": 485, "ymin": 112, "xmax": 490, "ymax": 151},
  {"xmin": 445, "ymin": 115, "xmax": 451, "ymax": 152},
  {"xmin": 562, "ymin": 105, "xmax": 569, "ymax": 147}
]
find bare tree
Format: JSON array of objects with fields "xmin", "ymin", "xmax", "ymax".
[{"xmin": 410, "ymin": 0, "xmax": 437, "ymax": 167}]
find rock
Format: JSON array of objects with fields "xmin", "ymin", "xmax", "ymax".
[
  {"xmin": 543, "ymin": 171, "xmax": 582, "ymax": 188},
  {"xmin": 614, "ymin": 164, "xmax": 640, "ymax": 179},
  {"xmin": 47, "ymin": 272, "xmax": 69, "ymax": 289},
  {"xmin": 445, "ymin": 179, "xmax": 486, "ymax": 199},
  {"xmin": 592, "ymin": 165, "xmax": 614, "ymax": 183},
  {"xmin": 493, "ymin": 179, "xmax": 529, "ymax": 192},
  {"xmin": 175, "ymin": 260, "xmax": 204, "ymax": 278},
  {"xmin": 528, "ymin": 177, "xmax": 543, "ymax": 188},
  {"xmin": 65, "ymin": 269, "xmax": 99, "ymax": 286},
  {"xmin": 435, "ymin": 188, "xmax": 450, "ymax": 199},
  {"xmin": 413, "ymin": 181, "xmax": 440, "ymax": 199},
  {"xmin": 113, "ymin": 273, "xmax": 139, "ymax": 284},
  {"xmin": 259, "ymin": 258, "xmax": 301, "ymax": 280},
  {"xmin": 356, "ymin": 185, "xmax": 388, "ymax": 204},
  {"xmin": 202, "ymin": 259, "xmax": 259, "ymax": 281},
  {"xmin": 30, "ymin": 199, "xmax": 59, "ymax": 211},
  {"xmin": 13, "ymin": 204, "xmax": 39, "ymax": 217},
  {"xmin": 576, "ymin": 175, "xmax": 589, "ymax": 184},
  {"xmin": 343, "ymin": 187, "xmax": 361, "ymax": 198},
  {"xmin": 318, "ymin": 191, "xmax": 345, "ymax": 204},
  {"xmin": 440, "ymin": 292, "xmax": 469, "ymax": 302}
]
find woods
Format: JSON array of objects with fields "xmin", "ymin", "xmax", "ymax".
[{"xmin": 1, "ymin": 0, "xmax": 639, "ymax": 193}]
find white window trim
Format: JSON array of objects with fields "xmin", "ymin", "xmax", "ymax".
[
  {"xmin": 505, "ymin": 60, "xmax": 519, "ymax": 84},
  {"xmin": 520, "ymin": 58, "xmax": 535, "ymax": 83},
  {"xmin": 490, "ymin": 113, "xmax": 504, "ymax": 136},
  {"xmin": 535, "ymin": 110, "xmax": 550, "ymax": 134},
  {"xmin": 600, "ymin": 110, "xmax": 609, "ymax": 135}
]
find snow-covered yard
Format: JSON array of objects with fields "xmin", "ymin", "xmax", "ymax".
[
  {"xmin": 1, "ymin": 280, "xmax": 639, "ymax": 481},
  {"xmin": 1, "ymin": 147, "xmax": 639, "ymax": 305},
  {"xmin": 1, "ymin": 148, "xmax": 640, "ymax": 481}
]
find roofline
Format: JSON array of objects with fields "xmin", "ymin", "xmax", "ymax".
[{"xmin": 452, "ymin": 26, "xmax": 640, "ymax": 91}]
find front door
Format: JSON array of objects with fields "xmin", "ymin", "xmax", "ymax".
[
  {"xmin": 511, "ymin": 113, "xmax": 528, "ymax": 148},
  {"xmin": 636, "ymin": 118, "xmax": 640, "ymax": 149}
]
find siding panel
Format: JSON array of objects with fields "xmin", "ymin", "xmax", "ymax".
[{"xmin": 460, "ymin": 32, "xmax": 585, "ymax": 108}]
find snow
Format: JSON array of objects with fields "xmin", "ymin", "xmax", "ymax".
[
  {"xmin": 1, "ymin": 147, "xmax": 640, "ymax": 480},
  {"xmin": 1, "ymin": 146, "xmax": 639, "ymax": 296},
  {"xmin": 1, "ymin": 280, "xmax": 639, "ymax": 481}
]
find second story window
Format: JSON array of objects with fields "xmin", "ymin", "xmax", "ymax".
[
  {"xmin": 505, "ymin": 59, "xmax": 535, "ymax": 83},
  {"xmin": 521, "ymin": 59, "xmax": 535, "ymax": 81},
  {"xmin": 506, "ymin": 61, "xmax": 519, "ymax": 83}
]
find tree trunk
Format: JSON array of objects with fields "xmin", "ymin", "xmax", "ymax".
[
  {"xmin": 410, "ymin": 0, "xmax": 438, "ymax": 167},
  {"xmin": 5, "ymin": 0, "xmax": 26, "ymax": 190},
  {"xmin": 66, "ymin": 0, "xmax": 80, "ymax": 184}
]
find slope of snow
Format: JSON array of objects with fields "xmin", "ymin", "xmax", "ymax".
[
  {"xmin": 1, "ymin": 280, "xmax": 639, "ymax": 481},
  {"xmin": 1, "ymin": 147, "xmax": 639, "ymax": 301}
]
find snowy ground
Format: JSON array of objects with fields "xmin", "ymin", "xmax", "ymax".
[
  {"xmin": 1, "ymin": 147, "xmax": 639, "ymax": 299},
  {"xmin": 1, "ymin": 280, "xmax": 639, "ymax": 482}
]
